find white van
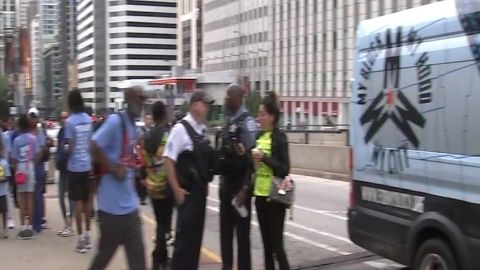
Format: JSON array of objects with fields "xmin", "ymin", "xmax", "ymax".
[{"xmin": 349, "ymin": 1, "xmax": 480, "ymax": 269}]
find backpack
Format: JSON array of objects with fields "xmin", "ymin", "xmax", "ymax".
[
  {"xmin": 175, "ymin": 120, "xmax": 215, "ymax": 190},
  {"xmin": 144, "ymin": 126, "xmax": 170, "ymax": 199}
]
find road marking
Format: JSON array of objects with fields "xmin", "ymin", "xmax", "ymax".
[
  {"xmin": 206, "ymin": 206, "xmax": 351, "ymax": 256},
  {"xmin": 140, "ymin": 213, "xmax": 222, "ymax": 264},
  {"xmin": 364, "ymin": 260, "xmax": 405, "ymax": 269},
  {"xmin": 294, "ymin": 205, "xmax": 348, "ymax": 221},
  {"xmin": 207, "ymin": 187, "xmax": 348, "ymax": 221},
  {"xmin": 207, "ymin": 197, "xmax": 351, "ymax": 243}
]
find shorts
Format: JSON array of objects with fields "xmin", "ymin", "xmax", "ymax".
[
  {"xmin": 68, "ymin": 171, "xmax": 90, "ymax": 202},
  {"xmin": 0, "ymin": 195, "xmax": 7, "ymax": 214},
  {"xmin": 17, "ymin": 169, "xmax": 36, "ymax": 193}
]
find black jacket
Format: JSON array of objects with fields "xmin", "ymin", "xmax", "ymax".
[{"xmin": 256, "ymin": 128, "xmax": 290, "ymax": 178}]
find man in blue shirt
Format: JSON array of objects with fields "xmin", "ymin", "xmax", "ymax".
[
  {"xmin": 89, "ymin": 86, "xmax": 147, "ymax": 270},
  {"xmin": 65, "ymin": 90, "xmax": 93, "ymax": 253}
]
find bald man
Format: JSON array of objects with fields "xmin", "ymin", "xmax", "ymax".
[
  {"xmin": 218, "ymin": 83, "xmax": 256, "ymax": 270},
  {"xmin": 90, "ymin": 86, "xmax": 147, "ymax": 270}
]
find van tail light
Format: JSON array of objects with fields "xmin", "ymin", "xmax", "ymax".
[{"xmin": 349, "ymin": 147, "xmax": 355, "ymax": 208}]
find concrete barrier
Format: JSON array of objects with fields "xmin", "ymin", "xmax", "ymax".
[
  {"xmin": 286, "ymin": 132, "xmax": 347, "ymax": 146},
  {"xmin": 289, "ymin": 144, "xmax": 350, "ymax": 181}
]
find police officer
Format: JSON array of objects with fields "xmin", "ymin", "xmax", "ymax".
[
  {"xmin": 163, "ymin": 90, "xmax": 215, "ymax": 270},
  {"xmin": 218, "ymin": 84, "xmax": 256, "ymax": 270}
]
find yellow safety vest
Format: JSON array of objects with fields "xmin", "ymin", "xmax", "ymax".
[{"xmin": 254, "ymin": 132, "xmax": 273, "ymax": 197}]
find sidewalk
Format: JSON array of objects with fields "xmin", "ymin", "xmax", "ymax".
[{"xmin": 0, "ymin": 182, "xmax": 221, "ymax": 270}]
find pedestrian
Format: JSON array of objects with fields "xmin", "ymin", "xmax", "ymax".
[
  {"xmin": 11, "ymin": 114, "xmax": 38, "ymax": 240},
  {"xmin": 164, "ymin": 90, "xmax": 216, "ymax": 270},
  {"xmin": 28, "ymin": 108, "xmax": 49, "ymax": 233},
  {"xmin": 0, "ymin": 132, "xmax": 11, "ymax": 239},
  {"xmin": 55, "ymin": 111, "xmax": 74, "ymax": 237},
  {"xmin": 136, "ymin": 113, "xmax": 152, "ymax": 206},
  {"xmin": 252, "ymin": 91, "xmax": 291, "ymax": 270},
  {"xmin": 144, "ymin": 101, "xmax": 173, "ymax": 270},
  {"xmin": 218, "ymin": 84, "xmax": 256, "ymax": 270},
  {"xmin": 2, "ymin": 117, "xmax": 16, "ymax": 229},
  {"xmin": 64, "ymin": 89, "xmax": 93, "ymax": 253},
  {"xmin": 89, "ymin": 86, "xmax": 147, "ymax": 270}
]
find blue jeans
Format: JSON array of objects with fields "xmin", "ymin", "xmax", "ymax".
[
  {"xmin": 33, "ymin": 169, "xmax": 45, "ymax": 232},
  {"xmin": 58, "ymin": 170, "xmax": 74, "ymax": 225}
]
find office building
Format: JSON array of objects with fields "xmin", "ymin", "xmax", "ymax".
[
  {"xmin": 107, "ymin": 0, "xmax": 177, "ymax": 109},
  {"xmin": 178, "ymin": 0, "xmax": 202, "ymax": 71},
  {"xmin": 16, "ymin": 0, "xmax": 32, "ymax": 28},
  {"xmin": 77, "ymin": 0, "xmax": 177, "ymax": 112},
  {"xmin": 2, "ymin": 0, "xmax": 16, "ymax": 37},
  {"xmin": 39, "ymin": 0, "xmax": 58, "ymax": 45},
  {"xmin": 43, "ymin": 43, "xmax": 61, "ymax": 113},
  {"xmin": 58, "ymin": 0, "xmax": 76, "ymax": 107},
  {"xmin": 30, "ymin": 15, "xmax": 41, "ymax": 102},
  {"xmin": 76, "ymin": 0, "xmax": 107, "ymax": 112},
  {"xmin": 203, "ymin": 0, "xmax": 269, "ymax": 96},
  {"xmin": 271, "ymin": 0, "xmax": 445, "ymax": 126}
]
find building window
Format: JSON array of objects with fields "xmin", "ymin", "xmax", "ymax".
[{"xmin": 109, "ymin": 22, "xmax": 176, "ymax": 28}]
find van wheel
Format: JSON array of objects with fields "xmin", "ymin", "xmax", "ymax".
[{"xmin": 413, "ymin": 239, "xmax": 458, "ymax": 270}]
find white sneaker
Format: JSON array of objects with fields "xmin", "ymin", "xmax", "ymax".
[
  {"xmin": 7, "ymin": 218, "xmax": 14, "ymax": 229},
  {"xmin": 60, "ymin": 227, "xmax": 74, "ymax": 237},
  {"xmin": 84, "ymin": 235, "xmax": 92, "ymax": 249}
]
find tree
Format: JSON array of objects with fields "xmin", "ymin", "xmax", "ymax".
[
  {"xmin": 0, "ymin": 75, "xmax": 9, "ymax": 118},
  {"xmin": 245, "ymin": 90, "xmax": 262, "ymax": 115}
]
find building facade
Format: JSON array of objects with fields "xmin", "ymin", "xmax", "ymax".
[
  {"xmin": 58, "ymin": 0, "xmax": 76, "ymax": 108},
  {"xmin": 16, "ymin": 0, "xmax": 31, "ymax": 28},
  {"xmin": 39, "ymin": 0, "xmax": 58, "ymax": 45},
  {"xmin": 202, "ymin": 0, "xmax": 270, "ymax": 97},
  {"xmin": 30, "ymin": 15, "xmax": 41, "ymax": 103},
  {"xmin": 76, "ymin": 0, "xmax": 107, "ymax": 112},
  {"xmin": 177, "ymin": 0, "xmax": 202, "ymax": 71},
  {"xmin": 43, "ymin": 43, "xmax": 61, "ymax": 114},
  {"xmin": 106, "ymin": 0, "xmax": 177, "ymax": 109},
  {"xmin": 77, "ymin": 0, "xmax": 177, "ymax": 113},
  {"xmin": 271, "ymin": 0, "xmax": 444, "ymax": 126},
  {"xmin": 2, "ymin": 0, "xmax": 16, "ymax": 37}
]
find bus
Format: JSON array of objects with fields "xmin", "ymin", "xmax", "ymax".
[{"xmin": 348, "ymin": 1, "xmax": 480, "ymax": 269}]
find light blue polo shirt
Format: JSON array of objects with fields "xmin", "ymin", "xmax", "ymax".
[
  {"xmin": 92, "ymin": 112, "xmax": 138, "ymax": 215},
  {"xmin": 65, "ymin": 112, "xmax": 93, "ymax": 172}
]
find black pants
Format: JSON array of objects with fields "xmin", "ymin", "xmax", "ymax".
[
  {"xmin": 9, "ymin": 167, "xmax": 18, "ymax": 207},
  {"xmin": 255, "ymin": 197, "xmax": 290, "ymax": 270},
  {"xmin": 171, "ymin": 187, "xmax": 206, "ymax": 270},
  {"xmin": 136, "ymin": 177, "xmax": 147, "ymax": 203},
  {"xmin": 219, "ymin": 186, "xmax": 251, "ymax": 270},
  {"xmin": 151, "ymin": 197, "xmax": 174, "ymax": 269},
  {"xmin": 89, "ymin": 210, "xmax": 146, "ymax": 270}
]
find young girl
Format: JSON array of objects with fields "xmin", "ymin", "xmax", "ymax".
[{"xmin": 12, "ymin": 114, "xmax": 38, "ymax": 240}]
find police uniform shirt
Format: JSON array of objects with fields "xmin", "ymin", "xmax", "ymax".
[
  {"xmin": 226, "ymin": 106, "xmax": 257, "ymax": 150},
  {"xmin": 163, "ymin": 113, "xmax": 207, "ymax": 162}
]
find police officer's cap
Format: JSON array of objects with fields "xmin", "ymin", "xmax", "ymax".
[{"xmin": 190, "ymin": 90, "xmax": 214, "ymax": 105}]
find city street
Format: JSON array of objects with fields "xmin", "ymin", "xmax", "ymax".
[
  {"xmin": 0, "ymin": 174, "xmax": 407, "ymax": 269},
  {"xmin": 199, "ymin": 175, "xmax": 407, "ymax": 270}
]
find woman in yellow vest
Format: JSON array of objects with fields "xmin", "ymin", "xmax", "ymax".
[{"xmin": 252, "ymin": 91, "xmax": 291, "ymax": 270}]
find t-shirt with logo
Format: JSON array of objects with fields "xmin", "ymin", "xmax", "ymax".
[
  {"xmin": 254, "ymin": 132, "xmax": 273, "ymax": 197},
  {"xmin": 0, "ymin": 158, "xmax": 11, "ymax": 196},
  {"xmin": 65, "ymin": 112, "xmax": 93, "ymax": 172},
  {"xmin": 12, "ymin": 133, "xmax": 38, "ymax": 174},
  {"xmin": 92, "ymin": 112, "xmax": 138, "ymax": 215}
]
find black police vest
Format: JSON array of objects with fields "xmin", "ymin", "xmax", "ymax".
[
  {"xmin": 217, "ymin": 112, "xmax": 249, "ymax": 176},
  {"xmin": 175, "ymin": 120, "xmax": 214, "ymax": 190}
]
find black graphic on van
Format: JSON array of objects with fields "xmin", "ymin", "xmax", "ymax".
[{"xmin": 358, "ymin": 27, "xmax": 431, "ymax": 149}]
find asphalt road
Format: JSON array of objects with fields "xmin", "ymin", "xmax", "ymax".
[{"xmin": 201, "ymin": 175, "xmax": 407, "ymax": 270}]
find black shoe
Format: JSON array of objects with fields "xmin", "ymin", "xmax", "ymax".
[{"xmin": 140, "ymin": 200, "xmax": 147, "ymax": 206}]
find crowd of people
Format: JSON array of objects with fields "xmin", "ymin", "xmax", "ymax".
[{"xmin": 0, "ymin": 83, "xmax": 293, "ymax": 270}]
